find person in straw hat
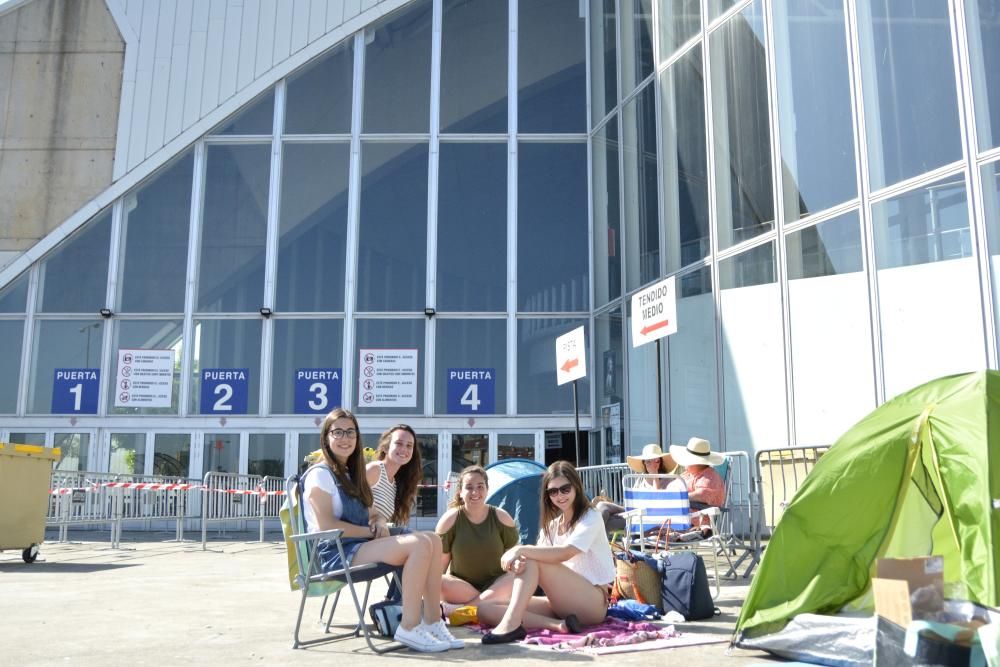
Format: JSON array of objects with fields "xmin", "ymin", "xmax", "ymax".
[
  {"xmin": 669, "ymin": 437, "xmax": 726, "ymax": 528},
  {"xmin": 594, "ymin": 443, "xmax": 677, "ymax": 533}
]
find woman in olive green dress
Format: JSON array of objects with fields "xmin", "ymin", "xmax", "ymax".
[{"xmin": 436, "ymin": 465, "xmax": 520, "ymax": 606}]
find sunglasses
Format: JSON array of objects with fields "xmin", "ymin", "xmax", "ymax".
[{"xmin": 546, "ymin": 483, "xmax": 573, "ymax": 498}]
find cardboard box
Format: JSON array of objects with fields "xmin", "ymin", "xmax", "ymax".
[{"xmin": 872, "ymin": 556, "xmax": 945, "ymax": 628}]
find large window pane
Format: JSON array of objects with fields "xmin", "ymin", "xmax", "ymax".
[
  {"xmin": 38, "ymin": 212, "xmax": 111, "ymax": 313},
  {"xmin": 0, "ymin": 320, "xmax": 23, "ymax": 412},
  {"xmin": 517, "ymin": 318, "xmax": 590, "ymax": 415},
  {"xmin": 198, "ymin": 145, "xmax": 270, "ymax": 313},
  {"xmin": 271, "ymin": 319, "xmax": 344, "ymax": 414},
  {"xmin": 773, "ymin": 0, "xmax": 856, "ymax": 220},
  {"xmin": 203, "ymin": 432, "xmax": 239, "ymax": 477},
  {"xmin": 248, "ymin": 433, "xmax": 284, "ymax": 477},
  {"xmin": 984, "ymin": 161, "xmax": 1000, "ymax": 354},
  {"xmin": 593, "ymin": 118, "xmax": 621, "ymax": 306},
  {"xmin": 623, "ymin": 84, "xmax": 659, "ymax": 290},
  {"xmin": 786, "ymin": 212, "xmax": 874, "ymax": 446},
  {"xmin": 658, "ymin": 0, "xmax": 700, "ymax": 61},
  {"xmin": 518, "ymin": 143, "xmax": 588, "ymax": 311},
  {"xmin": 153, "ymin": 433, "xmax": 190, "ymax": 477},
  {"xmin": 0, "ymin": 273, "xmax": 28, "ymax": 313},
  {"xmin": 28, "ymin": 320, "xmax": 104, "ymax": 414},
  {"xmin": 435, "ymin": 319, "xmax": 506, "ymax": 414},
  {"xmin": 625, "ymin": 299, "xmax": 659, "ymax": 455},
  {"xmin": 440, "ymin": 0, "xmax": 507, "ymax": 133},
  {"xmin": 668, "ymin": 266, "xmax": 720, "ymax": 447},
  {"xmin": 661, "ymin": 45, "xmax": 709, "ymax": 273},
  {"xmin": 357, "ymin": 142, "xmax": 428, "ymax": 312},
  {"xmin": 354, "ymin": 318, "xmax": 425, "ymax": 415},
  {"xmin": 191, "ymin": 319, "xmax": 262, "ymax": 414},
  {"xmin": 275, "ymin": 143, "xmax": 350, "ymax": 312},
  {"xmin": 968, "ymin": 1, "xmax": 1000, "ymax": 152},
  {"xmin": 284, "ymin": 41, "xmax": 353, "ymax": 134},
  {"xmin": 9, "ymin": 432, "xmax": 44, "ymax": 446},
  {"xmin": 595, "ymin": 308, "xmax": 624, "ymax": 459},
  {"xmin": 212, "ymin": 91, "xmax": 274, "ymax": 135},
  {"xmin": 589, "ymin": 0, "xmax": 617, "ymax": 125},
  {"xmin": 109, "ymin": 319, "xmax": 183, "ymax": 415},
  {"xmin": 110, "ymin": 433, "xmax": 145, "ymax": 475},
  {"xmin": 120, "ymin": 153, "xmax": 193, "ymax": 313},
  {"xmin": 437, "ymin": 143, "xmax": 506, "ymax": 311},
  {"xmin": 710, "ymin": 2, "xmax": 774, "ymax": 251},
  {"xmin": 54, "ymin": 433, "xmax": 91, "ymax": 472},
  {"xmin": 363, "ymin": 0, "xmax": 432, "ymax": 133},
  {"xmin": 520, "ymin": 0, "xmax": 586, "ymax": 133},
  {"xmin": 621, "ymin": 0, "xmax": 654, "ymax": 95},
  {"xmin": 858, "ymin": 2, "xmax": 962, "ymax": 190},
  {"xmin": 720, "ymin": 243, "xmax": 787, "ymax": 455},
  {"xmin": 874, "ymin": 178, "xmax": 985, "ymax": 399}
]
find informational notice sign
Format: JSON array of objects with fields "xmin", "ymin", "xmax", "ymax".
[
  {"xmin": 52, "ymin": 368, "xmax": 99, "ymax": 414},
  {"xmin": 357, "ymin": 349, "xmax": 418, "ymax": 408},
  {"xmin": 555, "ymin": 326, "xmax": 587, "ymax": 386},
  {"xmin": 602, "ymin": 402, "xmax": 622, "ymax": 463},
  {"xmin": 446, "ymin": 368, "xmax": 496, "ymax": 414},
  {"xmin": 630, "ymin": 275, "xmax": 678, "ymax": 348},
  {"xmin": 200, "ymin": 368, "xmax": 249, "ymax": 414},
  {"xmin": 294, "ymin": 368, "xmax": 342, "ymax": 414},
  {"xmin": 114, "ymin": 348, "xmax": 174, "ymax": 408}
]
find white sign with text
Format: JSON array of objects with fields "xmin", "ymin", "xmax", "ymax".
[
  {"xmin": 357, "ymin": 348, "xmax": 418, "ymax": 408},
  {"xmin": 631, "ymin": 275, "xmax": 678, "ymax": 347},
  {"xmin": 114, "ymin": 348, "xmax": 174, "ymax": 408},
  {"xmin": 555, "ymin": 326, "xmax": 587, "ymax": 386}
]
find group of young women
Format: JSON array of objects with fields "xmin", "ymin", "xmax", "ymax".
[{"xmin": 302, "ymin": 407, "xmax": 614, "ymax": 653}]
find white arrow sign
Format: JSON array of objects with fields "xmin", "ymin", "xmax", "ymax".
[
  {"xmin": 631, "ymin": 276, "xmax": 678, "ymax": 348},
  {"xmin": 556, "ymin": 326, "xmax": 587, "ymax": 386}
]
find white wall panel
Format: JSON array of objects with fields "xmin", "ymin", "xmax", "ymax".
[
  {"xmin": 237, "ymin": 0, "xmax": 261, "ymax": 91},
  {"xmin": 308, "ymin": 0, "xmax": 327, "ymax": 43},
  {"xmin": 163, "ymin": 0, "xmax": 193, "ymax": 142},
  {"xmin": 200, "ymin": 0, "xmax": 226, "ymax": 117},
  {"xmin": 126, "ymin": 1, "xmax": 155, "ymax": 168},
  {"xmin": 183, "ymin": 2, "xmax": 209, "ymax": 129},
  {"xmin": 218, "ymin": 0, "xmax": 242, "ymax": 101},
  {"xmin": 254, "ymin": 0, "xmax": 277, "ymax": 78},
  {"xmin": 289, "ymin": 1, "xmax": 310, "ymax": 55},
  {"xmin": 326, "ymin": 0, "xmax": 345, "ymax": 32},
  {"xmin": 144, "ymin": 0, "xmax": 175, "ymax": 155}
]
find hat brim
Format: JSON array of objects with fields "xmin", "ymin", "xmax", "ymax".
[
  {"xmin": 626, "ymin": 453, "xmax": 676, "ymax": 473},
  {"xmin": 669, "ymin": 444, "xmax": 724, "ymax": 467}
]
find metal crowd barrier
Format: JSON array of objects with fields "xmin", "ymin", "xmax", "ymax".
[
  {"xmin": 744, "ymin": 445, "xmax": 831, "ymax": 574},
  {"xmin": 48, "ymin": 471, "xmax": 125, "ymax": 547},
  {"xmin": 718, "ymin": 451, "xmax": 757, "ymax": 577},
  {"xmin": 577, "ymin": 462, "xmax": 629, "ymax": 505},
  {"xmin": 113, "ymin": 473, "xmax": 198, "ymax": 542},
  {"xmin": 200, "ymin": 472, "xmax": 285, "ymax": 549}
]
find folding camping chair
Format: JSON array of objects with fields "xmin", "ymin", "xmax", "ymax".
[
  {"xmin": 619, "ymin": 473, "xmax": 727, "ymax": 597},
  {"xmin": 281, "ymin": 474, "xmax": 401, "ymax": 652}
]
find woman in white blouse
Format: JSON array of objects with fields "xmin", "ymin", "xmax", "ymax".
[{"xmin": 476, "ymin": 460, "xmax": 615, "ymax": 644}]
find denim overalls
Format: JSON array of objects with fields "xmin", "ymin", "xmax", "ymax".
[{"xmin": 304, "ymin": 464, "xmax": 372, "ymax": 573}]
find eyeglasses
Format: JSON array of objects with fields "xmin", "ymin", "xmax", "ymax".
[
  {"xmin": 328, "ymin": 428, "xmax": 358, "ymax": 440},
  {"xmin": 546, "ymin": 483, "xmax": 573, "ymax": 498}
]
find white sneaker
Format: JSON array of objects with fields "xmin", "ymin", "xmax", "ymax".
[
  {"xmin": 421, "ymin": 619, "xmax": 465, "ymax": 649},
  {"xmin": 394, "ymin": 624, "xmax": 450, "ymax": 653}
]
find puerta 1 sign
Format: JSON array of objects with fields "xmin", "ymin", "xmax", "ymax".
[{"xmin": 630, "ymin": 276, "xmax": 677, "ymax": 348}]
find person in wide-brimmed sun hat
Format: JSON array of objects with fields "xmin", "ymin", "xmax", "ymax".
[
  {"xmin": 625, "ymin": 443, "xmax": 677, "ymax": 477},
  {"xmin": 669, "ymin": 437, "xmax": 726, "ymax": 525}
]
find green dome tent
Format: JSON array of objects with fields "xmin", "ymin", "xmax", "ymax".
[{"xmin": 735, "ymin": 371, "xmax": 999, "ymax": 645}]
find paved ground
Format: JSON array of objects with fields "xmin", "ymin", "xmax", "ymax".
[{"xmin": 0, "ymin": 531, "xmax": 780, "ymax": 665}]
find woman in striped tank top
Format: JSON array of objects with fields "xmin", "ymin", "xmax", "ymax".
[{"xmin": 365, "ymin": 424, "xmax": 422, "ymax": 532}]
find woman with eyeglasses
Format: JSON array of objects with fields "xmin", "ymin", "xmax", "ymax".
[
  {"xmin": 302, "ymin": 408, "xmax": 463, "ymax": 653},
  {"xmin": 365, "ymin": 424, "xmax": 421, "ymax": 533},
  {"xmin": 476, "ymin": 460, "xmax": 615, "ymax": 644}
]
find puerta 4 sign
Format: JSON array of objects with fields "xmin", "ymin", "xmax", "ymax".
[
  {"xmin": 630, "ymin": 276, "xmax": 678, "ymax": 348},
  {"xmin": 447, "ymin": 368, "xmax": 496, "ymax": 414}
]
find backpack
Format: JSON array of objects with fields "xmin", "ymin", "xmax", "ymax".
[{"xmin": 657, "ymin": 551, "xmax": 718, "ymax": 621}]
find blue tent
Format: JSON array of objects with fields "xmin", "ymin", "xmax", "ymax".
[{"xmin": 485, "ymin": 459, "xmax": 545, "ymax": 546}]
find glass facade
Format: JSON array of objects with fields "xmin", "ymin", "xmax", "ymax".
[{"xmin": 3, "ymin": 0, "xmax": 999, "ymax": 488}]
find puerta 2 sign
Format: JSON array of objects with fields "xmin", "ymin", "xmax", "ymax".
[
  {"xmin": 52, "ymin": 368, "xmax": 100, "ymax": 413},
  {"xmin": 200, "ymin": 368, "xmax": 249, "ymax": 414},
  {"xmin": 294, "ymin": 368, "xmax": 342, "ymax": 414},
  {"xmin": 630, "ymin": 276, "xmax": 677, "ymax": 348},
  {"xmin": 447, "ymin": 368, "xmax": 496, "ymax": 414}
]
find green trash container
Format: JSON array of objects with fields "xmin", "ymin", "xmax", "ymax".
[{"xmin": 0, "ymin": 443, "xmax": 61, "ymax": 563}]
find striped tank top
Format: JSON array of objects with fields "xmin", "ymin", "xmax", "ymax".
[{"xmin": 371, "ymin": 461, "xmax": 397, "ymax": 522}]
